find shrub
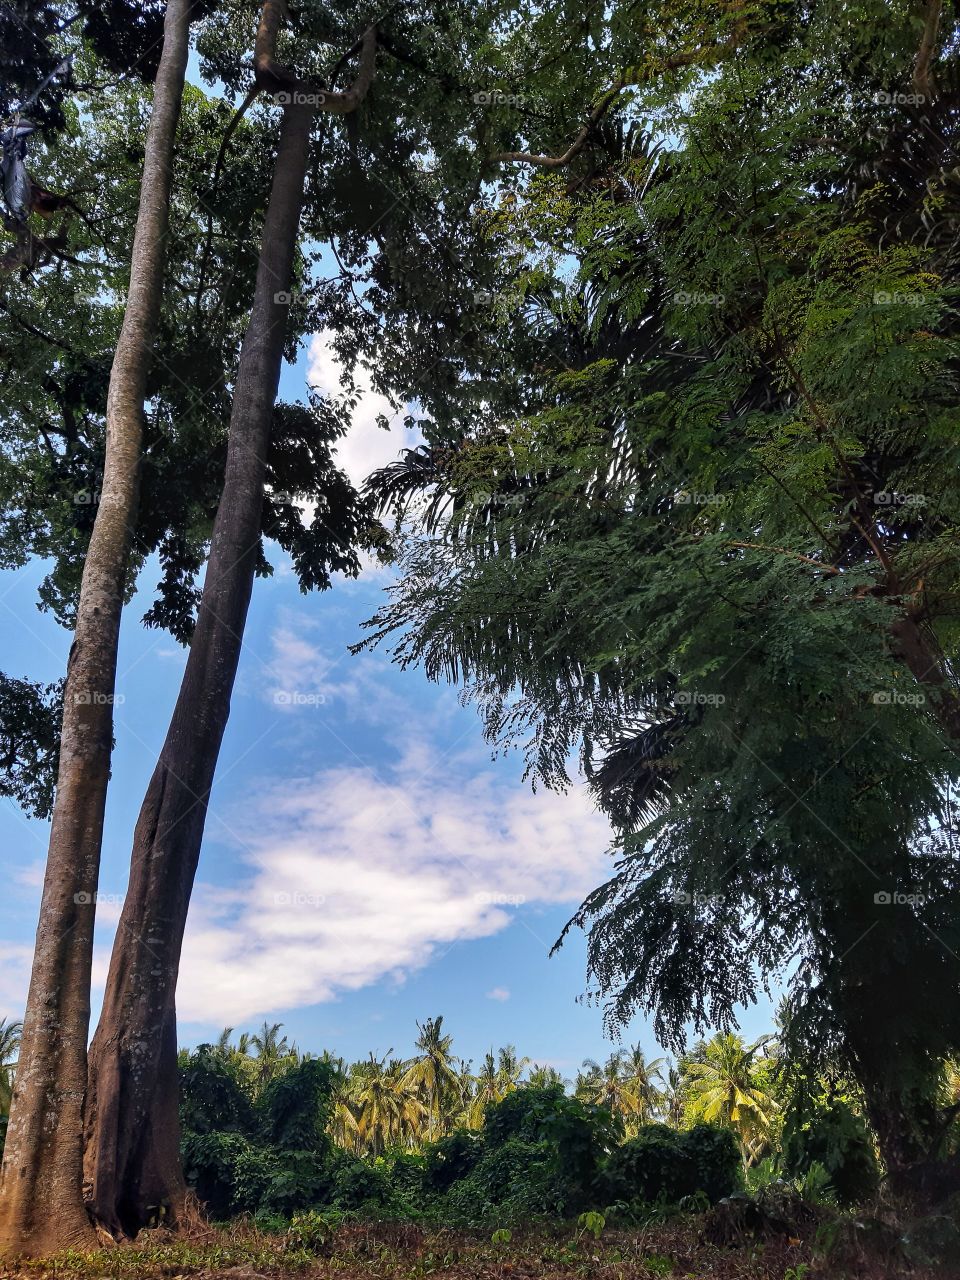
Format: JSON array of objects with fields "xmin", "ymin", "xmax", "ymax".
[
  {"xmin": 389, "ymin": 1150, "xmax": 428, "ymax": 1201},
  {"xmin": 179, "ymin": 1045, "xmax": 254, "ymax": 1136},
  {"xmin": 259, "ymin": 1058, "xmax": 335, "ymax": 1153},
  {"xmin": 604, "ymin": 1125, "xmax": 693, "ymax": 1204},
  {"xmin": 442, "ymin": 1138, "xmax": 552, "ymax": 1225},
  {"xmin": 684, "ymin": 1124, "xmax": 742, "ymax": 1202},
  {"xmin": 483, "ymin": 1085, "xmax": 616, "ymax": 1212},
  {"xmin": 604, "ymin": 1124, "xmax": 740, "ymax": 1205},
  {"xmin": 782, "ymin": 1097, "xmax": 880, "ymax": 1206},
  {"xmin": 181, "ymin": 1130, "xmax": 277, "ymax": 1217},
  {"xmin": 329, "ymin": 1153, "xmax": 393, "ymax": 1210},
  {"xmin": 424, "ymin": 1129, "xmax": 482, "ymax": 1191},
  {"xmin": 261, "ymin": 1149, "xmax": 331, "ymax": 1214}
]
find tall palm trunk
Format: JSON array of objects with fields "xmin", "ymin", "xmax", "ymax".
[
  {"xmin": 0, "ymin": 0, "xmax": 192, "ymax": 1255},
  {"xmin": 83, "ymin": 16, "xmax": 377, "ymax": 1237}
]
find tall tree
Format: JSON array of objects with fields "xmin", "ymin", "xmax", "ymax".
[
  {"xmin": 82, "ymin": 6, "xmax": 379, "ymax": 1233},
  {"xmin": 360, "ymin": 0, "xmax": 960, "ymax": 1193},
  {"xmin": 402, "ymin": 1016, "xmax": 458, "ymax": 1141},
  {"xmin": 684, "ymin": 1034, "xmax": 777, "ymax": 1168},
  {"xmin": 82, "ymin": 0, "xmax": 519, "ymax": 1231},
  {"xmin": 0, "ymin": 0, "xmax": 193, "ymax": 1254}
]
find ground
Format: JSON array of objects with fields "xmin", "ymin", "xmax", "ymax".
[{"xmin": 0, "ymin": 1217, "xmax": 955, "ymax": 1280}]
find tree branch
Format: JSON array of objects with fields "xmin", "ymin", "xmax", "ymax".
[
  {"xmin": 912, "ymin": 0, "xmax": 942, "ymax": 100},
  {"xmin": 494, "ymin": 34, "xmax": 745, "ymax": 169}
]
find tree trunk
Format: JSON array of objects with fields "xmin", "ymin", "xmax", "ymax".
[
  {"xmin": 0, "ymin": 0, "xmax": 191, "ymax": 1256},
  {"xmin": 83, "ymin": 98, "xmax": 315, "ymax": 1240}
]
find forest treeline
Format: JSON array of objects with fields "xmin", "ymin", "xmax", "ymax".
[
  {"xmin": 2, "ymin": 0, "xmax": 960, "ymax": 1262},
  {"xmin": 172, "ymin": 1013, "xmax": 884, "ymax": 1222}
]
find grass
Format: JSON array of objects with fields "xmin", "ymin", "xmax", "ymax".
[{"xmin": 0, "ymin": 1213, "xmax": 946, "ymax": 1280}]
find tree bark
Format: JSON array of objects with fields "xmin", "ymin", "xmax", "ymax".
[
  {"xmin": 83, "ymin": 98, "xmax": 316, "ymax": 1239},
  {"xmin": 0, "ymin": 0, "xmax": 191, "ymax": 1256}
]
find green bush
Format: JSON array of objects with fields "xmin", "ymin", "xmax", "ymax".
[
  {"xmin": 259, "ymin": 1058, "xmax": 335, "ymax": 1153},
  {"xmin": 329, "ymin": 1153, "xmax": 393, "ymax": 1210},
  {"xmin": 261, "ymin": 1150, "xmax": 332, "ymax": 1215},
  {"xmin": 604, "ymin": 1124, "xmax": 740, "ymax": 1205},
  {"xmin": 482, "ymin": 1085, "xmax": 616, "ymax": 1213},
  {"xmin": 782, "ymin": 1097, "xmax": 880, "ymax": 1206},
  {"xmin": 179, "ymin": 1045, "xmax": 254, "ymax": 1136},
  {"xmin": 181, "ymin": 1131, "xmax": 278, "ymax": 1217},
  {"xmin": 684, "ymin": 1124, "xmax": 742, "ymax": 1202},
  {"xmin": 179, "ymin": 1050, "xmax": 337, "ymax": 1216},
  {"xmin": 441, "ymin": 1138, "xmax": 554, "ymax": 1225},
  {"xmin": 424, "ymin": 1129, "xmax": 482, "ymax": 1191},
  {"xmin": 388, "ymin": 1150, "xmax": 428, "ymax": 1201}
]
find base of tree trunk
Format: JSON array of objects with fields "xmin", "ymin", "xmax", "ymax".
[{"xmin": 84, "ymin": 1007, "xmax": 184, "ymax": 1238}]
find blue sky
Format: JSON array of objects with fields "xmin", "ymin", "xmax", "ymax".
[{"xmin": 0, "ymin": 328, "xmax": 776, "ymax": 1075}]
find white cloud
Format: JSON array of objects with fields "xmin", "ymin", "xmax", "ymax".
[
  {"xmin": 177, "ymin": 745, "xmax": 611, "ymax": 1024},
  {"xmin": 307, "ymin": 330, "xmax": 422, "ymax": 490},
  {"xmin": 486, "ymin": 986, "xmax": 510, "ymax": 1002},
  {"xmin": 0, "ymin": 943, "xmax": 33, "ymax": 1020}
]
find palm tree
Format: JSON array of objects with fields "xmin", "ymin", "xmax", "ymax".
[
  {"xmin": 250, "ymin": 1020, "xmax": 292, "ymax": 1091},
  {"xmin": 452, "ymin": 1057, "xmax": 475, "ymax": 1128},
  {"xmin": 322, "ymin": 1053, "xmax": 360, "ymax": 1152},
  {"xmin": 0, "ymin": 1018, "xmax": 22, "ymax": 1114},
  {"xmin": 468, "ymin": 1051, "xmax": 502, "ymax": 1128},
  {"xmin": 528, "ymin": 1063, "xmax": 565, "ymax": 1088},
  {"xmin": 352, "ymin": 1053, "xmax": 400, "ymax": 1156},
  {"xmin": 401, "ymin": 1016, "xmax": 458, "ymax": 1140},
  {"xmin": 621, "ymin": 1045, "xmax": 667, "ymax": 1130},
  {"xmin": 683, "ymin": 1033, "xmax": 777, "ymax": 1167},
  {"xmin": 578, "ymin": 1052, "xmax": 634, "ymax": 1118},
  {"xmin": 497, "ymin": 1045, "xmax": 530, "ymax": 1092},
  {"xmin": 662, "ymin": 1065, "xmax": 686, "ymax": 1128}
]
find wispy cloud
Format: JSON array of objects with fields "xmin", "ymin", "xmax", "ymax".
[
  {"xmin": 174, "ymin": 744, "xmax": 611, "ymax": 1023},
  {"xmin": 486, "ymin": 986, "xmax": 510, "ymax": 1002}
]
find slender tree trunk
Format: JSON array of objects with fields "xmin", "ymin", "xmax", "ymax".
[
  {"xmin": 82, "ymin": 11, "xmax": 378, "ymax": 1232},
  {"xmin": 83, "ymin": 99, "xmax": 315, "ymax": 1239},
  {"xmin": 0, "ymin": 1, "xmax": 191, "ymax": 1256}
]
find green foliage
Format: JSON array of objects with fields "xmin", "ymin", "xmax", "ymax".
[
  {"xmin": 327, "ymin": 1152, "xmax": 392, "ymax": 1211},
  {"xmin": 423, "ymin": 1130, "xmax": 482, "ymax": 1192},
  {"xmin": 782, "ymin": 1097, "xmax": 880, "ymax": 1206},
  {"xmin": 604, "ymin": 1123, "xmax": 740, "ymax": 1205},
  {"xmin": 260, "ymin": 1058, "xmax": 335, "ymax": 1153},
  {"xmin": 576, "ymin": 1210, "xmax": 605, "ymax": 1239},
  {"xmin": 179, "ymin": 1045, "xmax": 254, "ymax": 1136},
  {"xmin": 284, "ymin": 1209, "xmax": 340, "ymax": 1254},
  {"xmin": 361, "ymin": 0, "xmax": 960, "ymax": 1179}
]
